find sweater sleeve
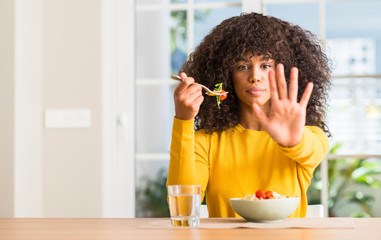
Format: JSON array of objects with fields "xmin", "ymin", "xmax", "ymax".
[
  {"xmin": 166, "ymin": 117, "xmax": 210, "ymax": 200},
  {"xmin": 279, "ymin": 126, "xmax": 329, "ymax": 172}
]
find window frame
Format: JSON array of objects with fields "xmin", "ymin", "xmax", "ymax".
[
  {"xmin": 134, "ymin": 0, "xmax": 381, "ymax": 218},
  {"xmin": 102, "ymin": 0, "xmax": 136, "ymax": 217}
]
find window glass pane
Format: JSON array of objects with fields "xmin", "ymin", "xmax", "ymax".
[
  {"xmin": 327, "ymin": 158, "xmax": 381, "ymax": 217},
  {"xmin": 136, "ymin": 85, "xmax": 175, "ymax": 153},
  {"xmin": 327, "ymin": 78, "xmax": 381, "ymax": 155},
  {"xmin": 194, "ymin": 7, "xmax": 242, "ymax": 47},
  {"xmin": 136, "ymin": 160, "xmax": 169, "ymax": 217},
  {"xmin": 171, "ymin": 11, "xmax": 188, "ymax": 74},
  {"xmin": 265, "ymin": 3, "xmax": 319, "ymax": 37},
  {"xmin": 326, "ymin": 39, "xmax": 375, "ymax": 75},
  {"xmin": 326, "ymin": 0, "xmax": 381, "ymax": 75},
  {"xmin": 307, "ymin": 165, "xmax": 322, "ymax": 205},
  {"xmin": 309, "ymin": 158, "xmax": 381, "ymax": 217},
  {"xmin": 136, "ymin": 10, "xmax": 172, "ymax": 79}
]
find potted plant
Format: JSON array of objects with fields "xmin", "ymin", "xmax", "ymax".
[
  {"xmin": 136, "ymin": 168, "xmax": 170, "ymax": 217},
  {"xmin": 308, "ymin": 143, "xmax": 381, "ymax": 217}
]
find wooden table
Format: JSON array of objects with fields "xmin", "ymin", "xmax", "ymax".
[{"xmin": 0, "ymin": 218, "xmax": 380, "ymax": 240}]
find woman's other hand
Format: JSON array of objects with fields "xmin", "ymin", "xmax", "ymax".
[
  {"xmin": 253, "ymin": 64, "xmax": 313, "ymax": 147},
  {"xmin": 174, "ymin": 72, "xmax": 204, "ymax": 121}
]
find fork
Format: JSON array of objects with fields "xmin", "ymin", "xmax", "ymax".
[{"xmin": 171, "ymin": 75, "xmax": 228, "ymax": 96}]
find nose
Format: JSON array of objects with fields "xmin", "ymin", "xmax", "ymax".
[
  {"xmin": 249, "ymin": 65, "xmax": 262, "ymax": 83},
  {"xmin": 249, "ymin": 76, "xmax": 261, "ymax": 84}
]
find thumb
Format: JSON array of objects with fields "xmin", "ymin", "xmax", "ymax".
[
  {"xmin": 180, "ymin": 72, "xmax": 188, "ymax": 80},
  {"xmin": 253, "ymin": 103, "xmax": 268, "ymax": 127}
]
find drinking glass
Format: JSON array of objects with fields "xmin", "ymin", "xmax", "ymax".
[{"xmin": 167, "ymin": 185, "xmax": 201, "ymax": 227}]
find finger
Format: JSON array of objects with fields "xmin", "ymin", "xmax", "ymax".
[
  {"xmin": 268, "ymin": 70, "xmax": 279, "ymax": 101},
  {"xmin": 182, "ymin": 92, "xmax": 204, "ymax": 112},
  {"xmin": 187, "ymin": 85, "xmax": 203, "ymax": 99},
  {"xmin": 183, "ymin": 93, "xmax": 202, "ymax": 107},
  {"xmin": 288, "ymin": 67, "xmax": 299, "ymax": 102},
  {"xmin": 276, "ymin": 64, "xmax": 287, "ymax": 99},
  {"xmin": 174, "ymin": 72, "xmax": 195, "ymax": 93},
  {"xmin": 183, "ymin": 76, "xmax": 195, "ymax": 86},
  {"xmin": 180, "ymin": 72, "xmax": 188, "ymax": 80},
  {"xmin": 299, "ymin": 82, "xmax": 314, "ymax": 108},
  {"xmin": 253, "ymin": 103, "xmax": 269, "ymax": 128},
  {"xmin": 188, "ymin": 82, "xmax": 202, "ymax": 93},
  {"xmin": 188, "ymin": 94, "xmax": 204, "ymax": 116},
  {"xmin": 175, "ymin": 86, "xmax": 201, "ymax": 105},
  {"xmin": 194, "ymin": 94, "xmax": 205, "ymax": 107}
]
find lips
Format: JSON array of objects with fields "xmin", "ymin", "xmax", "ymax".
[{"xmin": 247, "ymin": 87, "xmax": 265, "ymax": 96}]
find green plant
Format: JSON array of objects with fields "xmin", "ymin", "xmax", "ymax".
[
  {"xmin": 307, "ymin": 143, "xmax": 381, "ymax": 217},
  {"xmin": 136, "ymin": 168, "xmax": 170, "ymax": 217}
]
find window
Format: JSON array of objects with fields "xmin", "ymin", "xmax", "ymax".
[
  {"xmin": 134, "ymin": 0, "xmax": 381, "ymax": 217},
  {"xmin": 265, "ymin": 0, "xmax": 381, "ymax": 217},
  {"xmin": 135, "ymin": 0, "xmax": 243, "ymax": 217}
]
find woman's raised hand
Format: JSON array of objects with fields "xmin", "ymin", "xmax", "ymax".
[
  {"xmin": 253, "ymin": 64, "xmax": 314, "ymax": 147},
  {"xmin": 174, "ymin": 72, "xmax": 204, "ymax": 121}
]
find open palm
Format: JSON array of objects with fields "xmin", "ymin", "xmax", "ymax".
[{"xmin": 253, "ymin": 64, "xmax": 313, "ymax": 147}]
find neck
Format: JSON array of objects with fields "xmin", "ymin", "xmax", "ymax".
[
  {"xmin": 239, "ymin": 117, "xmax": 263, "ymax": 131},
  {"xmin": 239, "ymin": 102, "xmax": 270, "ymax": 131}
]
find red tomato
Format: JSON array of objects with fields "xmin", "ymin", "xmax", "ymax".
[
  {"xmin": 255, "ymin": 189, "xmax": 266, "ymax": 199},
  {"xmin": 220, "ymin": 90, "xmax": 227, "ymax": 101},
  {"xmin": 265, "ymin": 190, "xmax": 273, "ymax": 199}
]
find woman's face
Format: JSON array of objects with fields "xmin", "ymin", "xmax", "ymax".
[{"xmin": 232, "ymin": 53, "xmax": 275, "ymax": 110}]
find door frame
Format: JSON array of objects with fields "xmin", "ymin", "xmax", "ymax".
[{"xmin": 102, "ymin": 0, "xmax": 136, "ymax": 217}]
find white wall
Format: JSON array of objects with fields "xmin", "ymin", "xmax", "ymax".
[
  {"xmin": 42, "ymin": 0, "xmax": 103, "ymax": 217},
  {"xmin": 0, "ymin": 0, "xmax": 15, "ymax": 217},
  {"xmin": 0, "ymin": 0, "xmax": 114, "ymax": 217}
]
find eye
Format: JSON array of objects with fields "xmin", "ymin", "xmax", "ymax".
[
  {"xmin": 262, "ymin": 64, "xmax": 273, "ymax": 69},
  {"xmin": 237, "ymin": 64, "xmax": 250, "ymax": 71}
]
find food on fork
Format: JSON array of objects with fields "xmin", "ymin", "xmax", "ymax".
[
  {"xmin": 171, "ymin": 75, "xmax": 228, "ymax": 108},
  {"xmin": 242, "ymin": 190, "xmax": 291, "ymax": 200},
  {"xmin": 213, "ymin": 83, "xmax": 228, "ymax": 109},
  {"xmin": 171, "ymin": 75, "xmax": 228, "ymax": 96}
]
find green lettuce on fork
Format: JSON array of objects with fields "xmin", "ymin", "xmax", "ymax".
[{"xmin": 213, "ymin": 83, "xmax": 227, "ymax": 109}]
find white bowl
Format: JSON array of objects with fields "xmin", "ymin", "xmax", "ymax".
[{"xmin": 229, "ymin": 197, "xmax": 300, "ymax": 222}]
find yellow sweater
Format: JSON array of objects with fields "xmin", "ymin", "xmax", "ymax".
[{"xmin": 167, "ymin": 117, "xmax": 329, "ymax": 218}]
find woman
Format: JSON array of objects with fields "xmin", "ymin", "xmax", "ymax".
[{"xmin": 167, "ymin": 12, "xmax": 331, "ymax": 218}]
